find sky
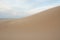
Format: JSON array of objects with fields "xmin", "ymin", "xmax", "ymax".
[{"xmin": 0, "ymin": 0, "xmax": 60, "ymax": 18}]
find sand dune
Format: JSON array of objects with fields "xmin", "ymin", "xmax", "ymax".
[{"xmin": 0, "ymin": 6, "xmax": 60, "ymax": 40}]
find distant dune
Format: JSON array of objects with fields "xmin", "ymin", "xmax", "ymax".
[{"xmin": 0, "ymin": 6, "xmax": 60, "ymax": 40}]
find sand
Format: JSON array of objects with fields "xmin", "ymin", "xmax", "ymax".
[{"xmin": 0, "ymin": 6, "xmax": 60, "ymax": 40}]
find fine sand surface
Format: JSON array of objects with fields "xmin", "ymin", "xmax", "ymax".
[{"xmin": 0, "ymin": 6, "xmax": 60, "ymax": 40}]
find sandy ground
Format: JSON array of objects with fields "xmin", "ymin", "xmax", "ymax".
[{"xmin": 0, "ymin": 6, "xmax": 60, "ymax": 40}]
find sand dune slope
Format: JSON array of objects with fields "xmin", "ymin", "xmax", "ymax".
[{"xmin": 0, "ymin": 6, "xmax": 60, "ymax": 40}]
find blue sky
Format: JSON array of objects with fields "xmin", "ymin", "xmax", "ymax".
[{"xmin": 0, "ymin": 0, "xmax": 60, "ymax": 18}]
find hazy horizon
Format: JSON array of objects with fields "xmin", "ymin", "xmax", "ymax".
[{"xmin": 0, "ymin": 0, "xmax": 60, "ymax": 18}]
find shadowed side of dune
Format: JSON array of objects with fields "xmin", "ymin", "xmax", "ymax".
[{"xmin": 0, "ymin": 6, "xmax": 60, "ymax": 40}]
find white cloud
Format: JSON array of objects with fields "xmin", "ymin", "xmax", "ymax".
[
  {"xmin": 0, "ymin": 2, "xmax": 12, "ymax": 10},
  {"xmin": 27, "ymin": 5, "xmax": 60, "ymax": 15},
  {"xmin": 0, "ymin": 0, "xmax": 60, "ymax": 18},
  {"xmin": 0, "ymin": 0, "xmax": 51, "ymax": 11},
  {"xmin": 0, "ymin": 0, "xmax": 33, "ymax": 17}
]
